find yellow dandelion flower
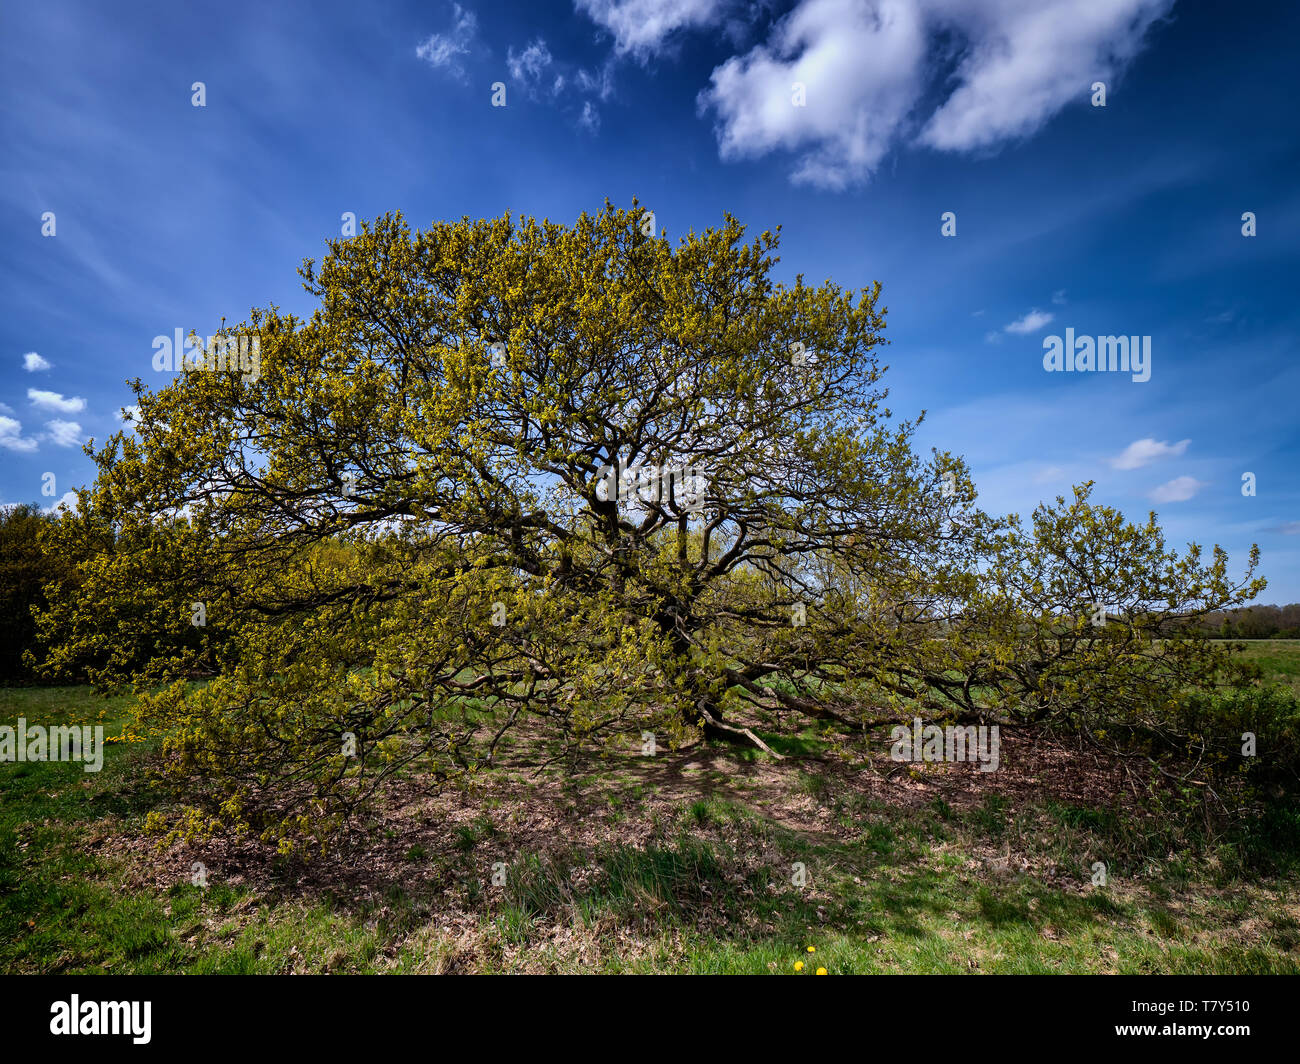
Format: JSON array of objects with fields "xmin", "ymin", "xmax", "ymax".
[
  {"xmin": 806, "ymin": 945, "xmax": 816, "ymax": 953},
  {"xmin": 794, "ymin": 961, "xmax": 804, "ymax": 972},
  {"xmin": 816, "ymin": 967, "xmax": 827, "ymax": 975}
]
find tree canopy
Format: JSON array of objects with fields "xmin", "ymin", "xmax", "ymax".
[{"xmin": 34, "ymin": 203, "xmax": 1266, "ymax": 849}]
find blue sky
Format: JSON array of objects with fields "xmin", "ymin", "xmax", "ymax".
[{"xmin": 2, "ymin": 0, "xmax": 1297, "ymax": 600}]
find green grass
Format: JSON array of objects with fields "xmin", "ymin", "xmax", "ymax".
[
  {"xmin": 4, "ymin": 671, "xmax": 1300, "ymax": 974},
  {"xmin": 450, "ymin": 798, "xmax": 1300, "ymax": 974},
  {"xmin": 1233, "ymin": 639, "xmax": 1300, "ymax": 695},
  {"xmin": 0, "ymin": 685, "xmax": 184, "ymax": 973}
]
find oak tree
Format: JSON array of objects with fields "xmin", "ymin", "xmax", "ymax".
[{"xmin": 36, "ymin": 204, "xmax": 1264, "ymax": 847}]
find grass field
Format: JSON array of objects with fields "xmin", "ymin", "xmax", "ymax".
[
  {"xmin": 3, "ymin": 645, "xmax": 1299, "ymax": 974},
  {"xmin": 1232, "ymin": 640, "xmax": 1300, "ymax": 695}
]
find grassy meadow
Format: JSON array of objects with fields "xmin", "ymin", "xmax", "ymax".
[
  {"xmin": 1232, "ymin": 639, "xmax": 1300, "ymax": 695},
  {"xmin": 3, "ymin": 644, "xmax": 1299, "ymax": 975}
]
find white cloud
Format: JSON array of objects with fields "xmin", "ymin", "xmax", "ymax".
[
  {"xmin": 45, "ymin": 419, "xmax": 84, "ymax": 447},
  {"xmin": 1051, "ymin": 289, "xmax": 1067, "ymax": 305},
  {"xmin": 45, "ymin": 491, "xmax": 79, "ymax": 515},
  {"xmin": 0, "ymin": 415, "xmax": 39, "ymax": 453},
  {"xmin": 23, "ymin": 351, "xmax": 51, "ymax": 372},
  {"xmin": 699, "ymin": 0, "xmax": 1172, "ymax": 188},
  {"xmin": 1150, "ymin": 475, "xmax": 1204, "ymax": 503},
  {"xmin": 699, "ymin": 0, "xmax": 928, "ymax": 190},
  {"xmin": 576, "ymin": 0, "xmax": 729, "ymax": 59},
  {"xmin": 918, "ymin": 0, "xmax": 1174, "ymax": 151},
  {"xmin": 415, "ymin": 3, "xmax": 479, "ymax": 79},
  {"xmin": 507, "ymin": 39, "xmax": 554, "ymax": 84},
  {"xmin": 1111, "ymin": 437, "xmax": 1190, "ymax": 470},
  {"xmin": 121, "ymin": 404, "xmax": 141, "ymax": 426},
  {"xmin": 28, "ymin": 388, "xmax": 86, "ymax": 414},
  {"xmin": 1004, "ymin": 309, "xmax": 1054, "ymax": 334},
  {"xmin": 579, "ymin": 100, "xmax": 601, "ymax": 132}
]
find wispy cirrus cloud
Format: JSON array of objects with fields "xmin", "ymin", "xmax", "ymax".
[
  {"xmin": 502, "ymin": 36, "xmax": 611, "ymax": 126},
  {"xmin": 507, "ymin": 39, "xmax": 556, "ymax": 89},
  {"xmin": 415, "ymin": 3, "xmax": 479, "ymax": 80},
  {"xmin": 576, "ymin": 62, "xmax": 616, "ymax": 101}
]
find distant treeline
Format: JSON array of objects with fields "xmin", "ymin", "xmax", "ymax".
[
  {"xmin": 0, "ymin": 503, "xmax": 69, "ymax": 683},
  {"xmin": 1189, "ymin": 603, "xmax": 1300, "ymax": 639},
  {"xmin": 1, "ymin": 501, "xmax": 219, "ymax": 685}
]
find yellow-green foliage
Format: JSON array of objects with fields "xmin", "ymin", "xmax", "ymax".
[{"xmin": 33, "ymin": 203, "xmax": 1266, "ymax": 846}]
